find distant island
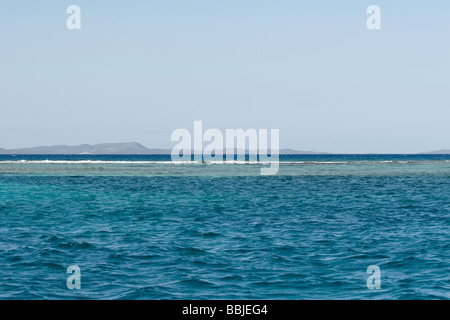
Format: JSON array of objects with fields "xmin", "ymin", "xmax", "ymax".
[
  {"xmin": 418, "ymin": 149, "xmax": 450, "ymax": 154},
  {"xmin": 0, "ymin": 142, "xmax": 329, "ymax": 155},
  {"xmin": 0, "ymin": 142, "xmax": 168, "ymax": 155},
  {"xmin": 0, "ymin": 143, "xmax": 448, "ymax": 155}
]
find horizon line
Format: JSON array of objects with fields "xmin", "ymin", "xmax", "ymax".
[{"xmin": 0, "ymin": 142, "xmax": 449, "ymax": 155}]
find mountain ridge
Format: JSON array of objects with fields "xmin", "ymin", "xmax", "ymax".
[
  {"xmin": 0, "ymin": 143, "xmax": 328, "ymax": 155},
  {"xmin": 1, "ymin": 143, "xmax": 448, "ymax": 155},
  {"xmin": 418, "ymin": 149, "xmax": 450, "ymax": 155}
]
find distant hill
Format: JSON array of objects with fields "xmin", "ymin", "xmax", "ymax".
[
  {"xmin": 279, "ymin": 148, "xmax": 330, "ymax": 155},
  {"xmin": 0, "ymin": 142, "xmax": 170, "ymax": 155},
  {"xmin": 0, "ymin": 143, "xmax": 328, "ymax": 155},
  {"xmin": 418, "ymin": 149, "xmax": 450, "ymax": 155}
]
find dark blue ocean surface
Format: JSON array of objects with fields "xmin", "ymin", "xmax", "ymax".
[
  {"xmin": 0, "ymin": 155, "xmax": 449, "ymax": 299},
  {"xmin": 1, "ymin": 153, "xmax": 450, "ymax": 162}
]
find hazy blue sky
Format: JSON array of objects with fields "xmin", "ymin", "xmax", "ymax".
[{"xmin": 1, "ymin": 1, "xmax": 449, "ymax": 153}]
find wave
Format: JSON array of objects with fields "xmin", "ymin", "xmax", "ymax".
[
  {"xmin": 0, "ymin": 160, "xmax": 176, "ymax": 164},
  {"xmin": 0, "ymin": 160, "xmax": 449, "ymax": 165},
  {"xmin": 282, "ymin": 160, "xmax": 450, "ymax": 165}
]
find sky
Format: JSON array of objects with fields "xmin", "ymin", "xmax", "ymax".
[{"xmin": 1, "ymin": 0, "xmax": 449, "ymax": 153}]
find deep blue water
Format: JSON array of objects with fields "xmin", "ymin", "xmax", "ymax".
[
  {"xmin": 0, "ymin": 155, "xmax": 449, "ymax": 299},
  {"xmin": 1, "ymin": 153, "xmax": 450, "ymax": 162}
]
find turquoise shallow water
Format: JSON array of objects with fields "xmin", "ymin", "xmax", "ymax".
[{"xmin": 0, "ymin": 155, "xmax": 449, "ymax": 299}]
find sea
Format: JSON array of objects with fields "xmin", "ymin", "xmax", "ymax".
[{"xmin": 0, "ymin": 154, "xmax": 449, "ymax": 299}]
